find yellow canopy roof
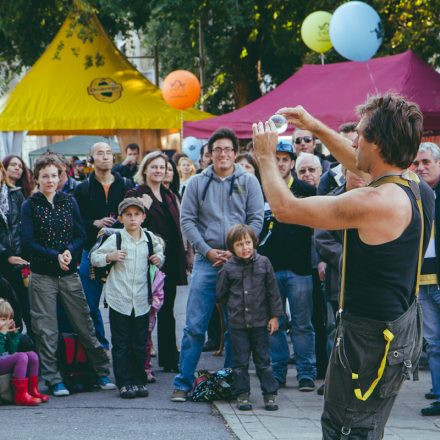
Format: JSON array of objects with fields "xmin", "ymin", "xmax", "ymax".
[{"xmin": 0, "ymin": 9, "xmax": 211, "ymax": 134}]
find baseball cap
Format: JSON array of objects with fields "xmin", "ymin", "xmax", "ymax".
[
  {"xmin": 276, "ymin": 140, "xmax": 296, "ymax": 159},
  {"xmin": 118, "ymin": 197, "xmax": 145, "ymax": 215}
]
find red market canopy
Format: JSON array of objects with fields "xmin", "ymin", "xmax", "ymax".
[{"xmin": 184, "ymin": 51, "xmax": 440, "ymax": 139}]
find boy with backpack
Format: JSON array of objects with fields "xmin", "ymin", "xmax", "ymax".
[
  {"xmin": 216, "ymin": 224, "xmax": 283, "ymax": 411},
  {"xmin": 90, "ymin": 198, "xmax": 164, "ymax": 398}
]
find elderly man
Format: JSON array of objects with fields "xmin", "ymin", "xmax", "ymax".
[
  {"xmin": 253, "ymin": 93, "xmax": 434, "ymax": 438},
  {"xmin": 295, "ymin": 153, "xmax": 322, "ymax": 188},
  {"xmin": 74, "ymin": 142, "xmax": 133, "ymax": 350},
  {"xmin": 413, "ymin": 142, "xmax": 440, "ymax": 416},
  {"xmin": 295, "ymin": 151, "xmax": 329, "ymax": 379}
]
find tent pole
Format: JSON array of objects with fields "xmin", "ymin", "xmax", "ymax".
[{"xmin": 320, "ymin": 53, "xmax": 325, "ymax": 65}]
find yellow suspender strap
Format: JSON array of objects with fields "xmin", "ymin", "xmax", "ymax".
[
  {"xmin": 338, "ymin": 171, "xmax": 425, "ymax": 401},
  {"xmin": 352, "ymin": 329, "xmax": 394, "ymax": 401}
]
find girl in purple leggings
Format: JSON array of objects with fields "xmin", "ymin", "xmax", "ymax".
[{"xmin": 0, "ymin": 298, "xmax": 48, "ymax": 405}]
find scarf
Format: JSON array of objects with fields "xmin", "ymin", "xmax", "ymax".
[{"xmin": 0, "ymin": 184, "xmax": 9, "ymax": 224}]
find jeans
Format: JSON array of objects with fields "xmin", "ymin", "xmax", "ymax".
[
  {"xmin": 173, "ymin": 254, "xmax": 231, "ymax": 391},
  {"xmin": 79, "ymin": 250, "xmax": 109, "ymax": 350},
  {"xmin": 230, "ymin": 326, "xmax": 278, "ymax": 396},
  {"xmin": 270, "ymin": 270, "xmax": 316, "ymax": 382},
  {"xmin": 419, "ymin": 284, "xmax": 440, "ymax": 401}
]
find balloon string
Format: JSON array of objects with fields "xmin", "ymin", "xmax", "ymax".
[
  {"xmin": 180, "ymin": 110, "xmax": 184, "ymax": 150},
  {"xmin": 366, "ymin": 61, "xmax": 379, "ymax": 94}
]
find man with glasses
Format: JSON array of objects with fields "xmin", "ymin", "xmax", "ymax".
[
  {"xmin": 259, "ymin": 140, "xmax": 317, "ymax": 391},
  {"xmin": 74, "ymin": 142, "xmax": 133, "ymax": 350},
  {"xmin": 171, "ymin": 127, "xmax": 264, "ymax": 402},
  {"xmin": 293, "ymin": 129, "xmax": 331, "ymax": 172},
  {"xmin": 413, "ymin": 142, "xmax": 440, "ymax": 416},
  {"xmin": 296, "ymin": 153, "xmax": 323, "ymax": 188}
]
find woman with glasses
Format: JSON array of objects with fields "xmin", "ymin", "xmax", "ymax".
[{"xmin": 127, "ymin": 151, "xmax": 188, "ymax": 374}]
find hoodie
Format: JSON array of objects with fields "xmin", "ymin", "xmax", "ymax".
[{"xmin": 180, "ymin": 164, "xmax": 264, "ymax": 256}]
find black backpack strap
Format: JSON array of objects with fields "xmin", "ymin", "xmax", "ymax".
[
  {"xmin": 144, "ymin": 231, "xmax": 154, "ymax": 305},
  {"xmin": 116, "ymin": 231, "xmax": 122, "ymax": 250}
]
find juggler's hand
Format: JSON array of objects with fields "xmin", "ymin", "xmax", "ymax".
[
  {"xmin": 252, "ymin": 120, "xmax": 278, "ymax": 160},
  {"xmin": 277, "ymin": 106, "xmax": 319, "ymax": 132}
]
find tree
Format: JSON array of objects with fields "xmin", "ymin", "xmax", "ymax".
[{"xmin": 0, "ymin": 0, "xmax": 439, "ymax": 113}]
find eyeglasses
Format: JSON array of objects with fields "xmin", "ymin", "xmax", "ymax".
[
  {"xmin": 294, "ymin": 136, "xmax": 313, "ymax": 144},
  {"xmin": 212, "ymin": 146, "xmax": 234, "ymax": 155},
  {"xmin": 298, "ymin": 167, "xmax": 318, "ymax": 175}
]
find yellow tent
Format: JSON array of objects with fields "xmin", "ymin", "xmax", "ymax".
[{"xmin": 0, "ymin": 8, "xmax": 211, "ymax": 138}]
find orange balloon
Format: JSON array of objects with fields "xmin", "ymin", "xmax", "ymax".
[{"xmin": 162, "ymin": 70, "xmax": 201, "ymax": 110}]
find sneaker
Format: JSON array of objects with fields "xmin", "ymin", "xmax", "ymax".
[
  {"xmin": 425, "ymin": 391, "xmax": 439, "ymax": 400},
  {"xmin": 236, "ymin": 393, "xmax": 252, "ymax": 411},
  {"xmin": 135, "ymin": 384, "xmax": 149, "ymax": 398},
  {"xmin": 298, "ymin": 378, "xmax": 315, "ymax": 392},
  {"xmin": 264, "ymin": 394, "xmax": 278, "ymax": 411},
  {"xmin": 317, "ymin": 383, "xmax": 325, "ymax": 396},
  {"xmin": 171, "ymin": 389, "xmax": 187, "ymax": 402},
  {"xmin": 119, "ymin": 385, "xmax": 137, "ymax": 399},
  {"xmin": 421, "ymin": 401, "xmax": 440, "ymax": 416},
  {"xmin": 51, "ymin": 382, "xmax": 70, "ymax": 397},
  {"xmin": 97, "ymin": 376, "xmax": 117, "ymax": 390}
]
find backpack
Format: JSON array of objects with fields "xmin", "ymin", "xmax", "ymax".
[
  {"xmin": 189, "ymin": 368, "xmax": 234, "ymax": 402},
  {"xmin": 89, "ymin": 228, "xmax": 155, "ymax": 305},
  {"xmin": 89, "ymin": 230, "xmax": 122, "ymax": 283},
  {"xmin": 57, "ymin": 333, "xmax": 97, "ymax": 393}
]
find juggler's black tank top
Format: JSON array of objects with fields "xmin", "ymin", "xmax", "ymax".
[{"xmin": 344, "ymin": 180, "xmax": 434, "ymax": 321}]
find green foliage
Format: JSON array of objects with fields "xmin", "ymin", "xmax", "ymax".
[{"xmin": 0, "ymin": 0, "xmax": 438, "ymax": 112}]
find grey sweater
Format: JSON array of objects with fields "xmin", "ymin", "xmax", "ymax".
[{"xmin": 180, "ymin": 164, "xmax": 264, "ymax": 256}]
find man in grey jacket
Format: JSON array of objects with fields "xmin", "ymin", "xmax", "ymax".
[{"xmin": 171, "ymin": 127, "xmax": 264, "ymax": 401}]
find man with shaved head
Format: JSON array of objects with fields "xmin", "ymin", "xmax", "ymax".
[{"xmin": 74, "ymin": 142, "xmax": 133, "ymax": 350}]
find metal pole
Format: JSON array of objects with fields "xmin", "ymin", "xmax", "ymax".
[{"xmin": 154, "ymin": 45, "xmax": 159, "ymax": 87}]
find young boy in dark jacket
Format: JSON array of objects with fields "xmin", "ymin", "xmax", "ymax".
[{"xmin": 216, "ymin": 224, "xmax": 283, "ymax": 411}]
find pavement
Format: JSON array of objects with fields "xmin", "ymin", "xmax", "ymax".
[
  {"xmin": 213, "ymin": 370, "xmax": 440, "ymax": 440},
  {"xmin": 2, "ymin": 285, "xmax": 440, "ymax": 440}
]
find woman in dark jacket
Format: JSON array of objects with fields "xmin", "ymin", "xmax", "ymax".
[
  {"xmin": 21, "ymin": 154, "xmax": 113, "ymax": 395},
  {"xmin": 2, "ymin": 155, "xmax": 35, "ymax": 199},
  {"xmin": 0, "ymin": 162, "xmax": 31, "ymax": 334},
  {"xmin": 126, "ymin": 151, "xmax": 188, "ymax": 372}
]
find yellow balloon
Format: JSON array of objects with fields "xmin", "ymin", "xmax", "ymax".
[{"xmin": 301, "ymin": 11, "xmax": 333, "ymax": 53}]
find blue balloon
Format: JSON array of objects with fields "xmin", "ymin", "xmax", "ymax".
[
  {"xmin": 329, "ymin": 1, "xmax": 383, "ymax": 62},
  {"xmin": 182, "ymin": 136, "xmax": 203, "ymax": 162}
]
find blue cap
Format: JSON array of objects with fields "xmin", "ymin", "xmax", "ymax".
[{"xmin": 276, "ymin": 140, "xmax": 295, "ymax": 159}]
